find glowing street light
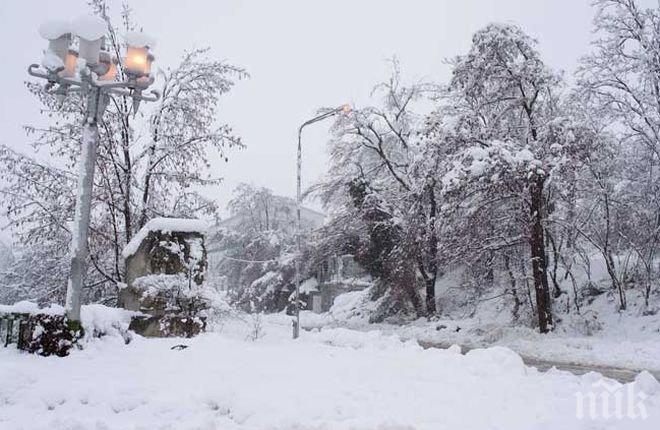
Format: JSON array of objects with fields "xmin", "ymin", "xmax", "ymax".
[{"xmin": 28, "ymin": 15, "xmax": 160, "ymax": 325}]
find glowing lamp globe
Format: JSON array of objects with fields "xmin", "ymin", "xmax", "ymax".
[
  {"xmin": 61, "ymin": 50, "xmax": 79, "ymax": 78},
  {"xmin": 98, "ymin": 51, "xmax": 117, "ymax": 81},
  {"xmin": 124, "ymin": 46, "xmax": 149, "ymax": 76},
  {"xmin": 124, "ymin": 31, "xmax": 156, "ymax": 77}
]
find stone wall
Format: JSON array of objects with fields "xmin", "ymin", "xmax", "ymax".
[{"xmin": 119, "ymin": 218, "xmax": 209, "ymax": 337}]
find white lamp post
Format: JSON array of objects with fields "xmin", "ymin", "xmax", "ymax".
[{"xmin": 28, "ymin": 16, "xmax": 160, "ymax": 326}]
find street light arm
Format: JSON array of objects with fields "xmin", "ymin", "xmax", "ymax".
[
  {"xmin": 27, "ymin": 64, "xmax": 50, "ymax": 79},
  {"xmin": 298, "ymin": 106, "xmax": 345, "ymax": 133},
  {"xmin": 137, "ymin": 89, "xmax": 160, "ymax": 102},
  {"xmin": 103, "ymin": 88, "xmax": 160, "ymax": 102}
]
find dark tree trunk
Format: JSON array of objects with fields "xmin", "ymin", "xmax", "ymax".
[
  {"xmin": 425, "ymin": 181, "xmax": 439, "ymax": 316},
  {"xmin": 529, "ymin": 176, "xmax": 553, "ymax": 333}
]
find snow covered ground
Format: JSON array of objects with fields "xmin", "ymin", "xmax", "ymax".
[
  {"xmin": 2, "ymin": 314, "xmax": 660, "ymax": 430},
  {"xmin": 320, "ymin": 310, "xmax": 660, "ymax": 373},
  {"xmin": 297, "ymin": 283, "xmax": 660, "ymax": 374}
]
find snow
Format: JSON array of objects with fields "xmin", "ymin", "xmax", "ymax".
[
  {"xmin": 70, "ymin": 15, "xmax": 106, "ymax": 41},
  {"xmin": 124, "ymin": 30, "xmax": 156, "ymax": 48},
  {"xmin": 0, "ymin": 301, "xmax": 64, "ymax": 316},
  {"xmin": 122, "ymin": 217, "xmax": 209, "ymax": 258},
  {"xmin": 327, "ymin": 287, "xmax": 375, "ymax": 321},
  {"xmin": 1, "ymin": 317, "xmax": 659, "ymax": 429},
  {"xmin": 79, "ymin": 304, "xmax": 137, "ymax": 341},
  {"xmin": 38, "ymin": 20, "xmax": 70, "ymax": 40},
  {"xmin": 299, "ymin": 277, "xmax": 319, "ymax": 293},
  {"xmin": 0, "ymin": 302, "xmax": 136, "ymax": 336},
  {"xmin": 315, "ymin": 296, "xmax": 660, "ymax": 373},
  {"xmin": 41, "ymin": 50, "xmax": 64, "ymax": 71}
]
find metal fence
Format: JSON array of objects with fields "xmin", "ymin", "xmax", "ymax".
[{"xmin": 0, "ymin": 313, "xmax": 28, "ymax": 348}]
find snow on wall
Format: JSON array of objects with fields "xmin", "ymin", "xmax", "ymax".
[
  {"xmin": 122, "ymin": 218, "xmax": 209, "ymax": 259},
  {"xmin": 0, "ymin": 301, "xmax": 64, "ymax": 316},
  {"xmin": 0, "ymin": 301, "xmax": 136, "ymax": 340},
  {"xmin": 121, "ymin": 218, "xmax": 209, "ymax": 258}
]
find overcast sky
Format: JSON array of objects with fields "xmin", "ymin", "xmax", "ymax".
[{"xmin": 0, "ymin": 0, "xmax": 649, "ymax": 242}]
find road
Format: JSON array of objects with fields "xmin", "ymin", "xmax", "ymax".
[{"xmin": 417, "ymin": 340, "xmax": 660, "ymax": 383}]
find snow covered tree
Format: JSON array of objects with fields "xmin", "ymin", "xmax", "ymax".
[
  {"xmin": 227, "ymin": 183, "xmax": 280, "ymax": 233},
  {"xmin": 210, "ymin": 184, "xmax": 303, "ymax": 312},
  {"xmin": 577, "ymin": 0, "xmax": 660, "ymax": 308},
  {"xmin": 0, "ymin": 1, "xmax": 246, "ymax": 305},
  {"xmin": 439, "ymin": 24, "xmax": 596, "ymax": 332},
  {"xmin": 314, "ymin": 61, "xmax": 442, "ymax": 319}
]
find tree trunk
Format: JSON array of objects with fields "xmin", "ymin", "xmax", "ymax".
[
  {"xmin": 529, "ymin": 176, "xmax": 553, "ymax": 333},
  {"xmin": 406, "ymin": 282, "xmax": 424, "ymax": 318},
  {"xmin": 425, "ymin": 182, "xmax": 439, "ymax": 316},
  {"xmin": 504, "ymin": 255, "xmax": 521, "ymax": 321}
]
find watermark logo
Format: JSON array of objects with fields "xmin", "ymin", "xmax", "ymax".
[{"xmin": 575, "ymin": 379, "xmax": 648, "ymax": 420}]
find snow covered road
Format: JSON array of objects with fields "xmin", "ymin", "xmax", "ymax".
[{"xmin": 2, "ymin": 328, "xmax": 660, "ymax": 430}]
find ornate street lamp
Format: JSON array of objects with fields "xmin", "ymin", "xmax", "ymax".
[
  {"xmin": 293, "ymin": 104, "xmax": 351, "ymax": 339},
  {"xmin": 28, "ymin": 15, "xmax": 160, "ymax": 325}
]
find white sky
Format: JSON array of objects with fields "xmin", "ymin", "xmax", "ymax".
[{"xmin": 0, "ymin": 0, "xmax": 651, "ymax": 243}]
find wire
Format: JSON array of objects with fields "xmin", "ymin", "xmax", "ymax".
[{"xmin": 215, "ymin": 254, "xmax": 280, "ymax": 264}]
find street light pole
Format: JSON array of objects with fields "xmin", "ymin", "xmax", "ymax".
[
  {"xmin": 29, "ymin": 16, "xmax": 160, "ymax": 324},
  {"xmin": 67, "ymin": 87, "xmax": 104, "ymax": 322},
  {"xmin": 293, "ymin": 104, "xmax": 350, "ymax": 339}
]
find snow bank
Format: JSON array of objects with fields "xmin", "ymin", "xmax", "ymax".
[
  {"xmin": 312, "ymin": 326, "xmax": 421, "ymax": 351},
  {"xmin": 80, "ymin": 304, "xmax": 137, "ymax": 341},
  {"xmin": 122, "ymin": 217, "xmax": 209, "ymax": 258},
  {"xmin": 2, "ymin": 326, "xmax": 658, "ymax": 429},
  {"xmin": 328, "ymin": 287, "xmax": 375, "ymax": 321},
  {"xmin": 464, "ymin": 346, "xmax": 528, "ymax": 376},
  {"xmin": 0, "ymin": 301, "xmax": 136, "ymax": 342}
]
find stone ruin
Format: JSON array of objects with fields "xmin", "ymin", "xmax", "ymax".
[{"xmin": 119, "ymin": 218, "xmax": 210, "ymax": 337}]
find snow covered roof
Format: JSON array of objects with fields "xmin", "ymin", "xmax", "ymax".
[{"xmin": 122, "ymin": 218, "xmax": 209, "ymax": 259}]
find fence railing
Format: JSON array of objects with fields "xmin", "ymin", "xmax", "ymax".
[{"xmin": 0, "ymin": 313, "xmax": 29, "ymax": 349}]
